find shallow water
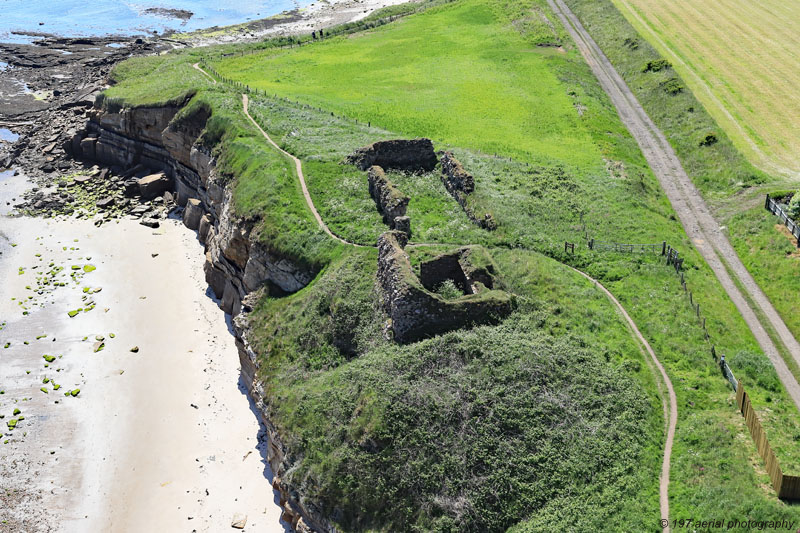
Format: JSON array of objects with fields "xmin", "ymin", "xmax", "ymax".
[
  {"xmin": 0, "ymin": 128, "xmax": 21, "ymax": 143},
  {"xmin": 0, "ymin": 0, "xmax": 312, "ymax": 43}
]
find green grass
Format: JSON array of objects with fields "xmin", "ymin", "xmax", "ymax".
[
  {"xmin": 212, "ymin": 1, "xmax": 603, "ymax": 167},
  {"xmin": 250, "ymin": 247, "xmax": 663, "ymax": 532},
  {"xmin": 101, "ymin": 0, "xmax": 800, "ymax": 527},
  {"xmin": 563, "ymin": 0, "xmax": 769, "ymax": 201}
]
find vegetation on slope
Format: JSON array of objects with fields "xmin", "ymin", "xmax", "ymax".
[{"xmin": 103, "ymin": 0, "xmax": 800, "ymax": 528}]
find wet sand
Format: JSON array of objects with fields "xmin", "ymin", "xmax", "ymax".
[{"xmin": 0, "ymin": 172, "xmax": 285, "ymax": 532}]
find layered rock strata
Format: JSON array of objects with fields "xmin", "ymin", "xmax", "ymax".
[{"xmin": 66, "ymin": 101, "xmax": 330, "ymax": 533}]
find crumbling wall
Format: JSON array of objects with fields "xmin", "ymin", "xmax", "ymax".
[
  {"xmin": 418, "ymin": 246, "xmax": 498, "ymax": 294},
  {"xmin": 440, "ymin": 151, "xmax": 475, "ymax": 194},
  {"xmin": 377, "ymin": 232, "xmax": 514, "ymax": 343},
  {"xmin": 367, "ymin": 165, "xmax": 409, "ymax": 231},
  {"xmin": 348, "ymin": 138, "xmax": 437, "ymax": 172},
  {"xmin": 439, "ymin": 151, "xmax": 496, "ymax": 231}
]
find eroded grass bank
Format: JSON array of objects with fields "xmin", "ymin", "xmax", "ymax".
[{"xmin": 97, "ymin": 0, "xmax": 800, "ymax": 528}]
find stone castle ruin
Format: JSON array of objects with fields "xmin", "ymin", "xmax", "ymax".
[
  {"xmin": 347, "ymin": 138, "xmax": 438, "ymax": 172},
  {"xmin": 439, "ymin": 151, "xmax": 496, "ymax": 230},
  {"xmin": 377, "ymin": 231, "xmax": 515, "ymax": 343},
  {"xmin": 367, "ymin": 165, "xmax": 410, "ymax": 235}
]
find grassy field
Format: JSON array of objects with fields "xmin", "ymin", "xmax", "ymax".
[
  {"xmin": 609, "ymin": 0, "xmax": 800, "ymax": 178},
  {"xmin": 102, "ymin": 0, "xmax": 800, "ymax": 528}
]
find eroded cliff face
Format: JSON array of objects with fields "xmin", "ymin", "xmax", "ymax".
[{"xmin": 67, "ymin": 101, "xmax": 329, "ymax": 533}]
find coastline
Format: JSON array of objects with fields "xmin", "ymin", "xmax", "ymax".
[
  {"xmin": 0, "ymin": 1, "xmax": 416, "ymax": 532},
  {"xmin": 0, "ymin": 172, "xmax": 286, "ymax": 531},
  {"xmin": 173, "ymin": 0, "xmax": 418, "ymax": 46}
]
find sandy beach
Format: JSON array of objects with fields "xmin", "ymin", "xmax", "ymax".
[
  {"xmin": 182, "ymin": 0, "xmax": 417, "ymax": 46},
  {"xmin": 0, "ymin": 1, "xmax": 421, "ymax": 531},
  {"xmin": 0, "ymin": 171, "xmax": 286, "ymax": 532}
]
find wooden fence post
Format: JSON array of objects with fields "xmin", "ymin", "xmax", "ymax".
[
  {"xmin": 588, "ymin": 238, "xmax": 594, "ymax": 250},
  {"xmin": 765, "ymin": 194, "xmax": 771, "ymax": 210},
  {"xmin": 662, "ymin": 241, "xmax": 666, "ymax": 255}
]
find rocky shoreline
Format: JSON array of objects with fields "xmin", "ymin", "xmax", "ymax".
[
  {"xmin": 2, "ymin": 50, "xmax": 331, "ymax": 533},
  {"xmin": 67, "ymin": 96, "xmax": 330, "ymax": 532}
]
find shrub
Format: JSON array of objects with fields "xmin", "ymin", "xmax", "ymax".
[
  {"xmin": 661, "ymin": 77, "xmax": 684, "ymax": 95},
  {"xmin": 699, "ymin": 133, "xmax": 718, "ymax": 147},
  {"xmin": 434, "ymin": 279, "xmax": 464, "ymax": 300},
  {"xmin": 787, "ymin": 192, "xmax": 800, "ymax": 220},
  {"xmin": 642, "ymin": 59, "xmax": 671, "ymax": 72}
]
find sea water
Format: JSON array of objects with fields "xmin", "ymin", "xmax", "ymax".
[{"xmin": 0, "ymin": 0, "xmax": 312, "ymax": 43}]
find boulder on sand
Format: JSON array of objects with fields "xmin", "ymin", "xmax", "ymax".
[
  {"xmin": 137, "ymin": 172, "xmax": 172, "ymax": 200},
  {"xmin": 182, "ymin": 198, "xmax": 203, "ymax": 230}
]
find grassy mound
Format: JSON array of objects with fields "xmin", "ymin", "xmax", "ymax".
[{"xmin": 101, "ymin": 0, "xmax": 800, "ymax": 527}]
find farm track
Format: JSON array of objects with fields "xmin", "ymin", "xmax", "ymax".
[
  {"xmin": 548, "ymin": 0, "xmax": 800, "ymax": 412},
  {"xmin": 192, "ymin": 64, "xmax": 677, "ymax": 525}
]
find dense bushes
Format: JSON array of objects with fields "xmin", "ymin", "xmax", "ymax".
[{"xmin": 272, "ymin": 321, "xmax": 652, "ymax": 532}]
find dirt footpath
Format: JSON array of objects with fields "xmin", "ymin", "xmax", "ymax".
[{"xmin": 547, "ymin": 0, "xmax": 800, "ymax": 409}]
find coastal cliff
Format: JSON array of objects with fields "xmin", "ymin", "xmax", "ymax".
[{"xmin": 66, "ymin": 100, "xmax": 333, "ymax": 533}]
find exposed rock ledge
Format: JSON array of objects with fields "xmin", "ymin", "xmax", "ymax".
[{"xmin": 66, "ymin": 101, "xmax": 332, "ymax": 532}]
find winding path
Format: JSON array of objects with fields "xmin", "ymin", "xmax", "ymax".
[
  {"xmin": 569, "ymin": 266, "xmax": 676, "ymax": 529},
  {"xmin": 548, "ymin": 0, "xmax": 800, "ymax": 413},
  {"xmin": 192, "ymin": 63, "xmax": 217, "ymax": 85},
  {"xmin": 193, "ymin": 63, "xmax": 677, "ymax": 527},
  {"xmin": 241, "ymin": 93, "xmax": 361, "ymax": 247}
]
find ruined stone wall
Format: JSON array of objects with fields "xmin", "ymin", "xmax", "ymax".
[
  {"xmin": 377, "ymin": 232, "xmax": 514, "ymax": 343},
  {"xmin": 347, "ymin": 138, "xmax": 437, "ymax": 172},
  {"xmin": 68, "ymin": 101, "xmax": 328, "ymax": 533},
  {"xmin": 440, "ymin": 151, "xmax": 474, "ymax": 194},
  {"xmin": 367, "ymin": 165, "xmax": 409, "ymax": 231},
  {"xmin": 439, "ymin": 151, "xmax": 496, "ymax": 231}
]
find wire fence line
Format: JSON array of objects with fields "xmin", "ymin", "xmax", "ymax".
[
  {"xmin": 583, "ymin": 235, "xmax": 736, "ymax": 386},
  {"xmin": 765, "ymin": 194, "xmax": 800, "ymax": 248},
  {"xmin": 201, "ymin": 53, "xmax": 795, "ymax": 497},
  {"xmin": 207, "ymin": 55, "xmax": 741, "ymax": 403},
  {"xmin": 582, "ymin": 232, "xmax": 800, "ymax": 497}
]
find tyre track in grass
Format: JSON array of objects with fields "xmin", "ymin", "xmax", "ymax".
[{"xmin": 548, "ymin": 0, "xmax": 800, "ymax": 407}]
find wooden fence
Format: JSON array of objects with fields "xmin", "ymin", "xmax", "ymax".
[
  {"xmin": 588, "ymin": 239, "xmax": 665, "ymax": 254},
  {"xmin": 737, "ymin": 383, "xmax": 800, "ymax": 499},
  {"xmin": 588, "ymin": 234, "xmax": 799, "ymax": 498},
  {"xmin": 765, "ymin": 194, "xmax": 800, "ymax": 248}
]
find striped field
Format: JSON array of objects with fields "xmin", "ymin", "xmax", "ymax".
[{"xmin": 610, "ymin": 0, "xmax": 800, "ymax": 178}]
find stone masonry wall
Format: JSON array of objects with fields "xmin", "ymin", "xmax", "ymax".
[
  {"xmin": 347, "ymin": 138, "xmax": 437, "ymax": 172},
  {"xmin": 439, "ymin": 151, "xmax": 496, "ymax": 231},
  {"xmin": 367, "ymin": 165, "xmax": 409, "ymax": 231},
  {"xmin": 377, "ymin": 231, "xmax": 515, "ymax": 343}
]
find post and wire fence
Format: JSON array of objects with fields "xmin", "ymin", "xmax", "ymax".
[{"xmin": 580, "ymin": 232, "xmax": 800, "ymax": 499}]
